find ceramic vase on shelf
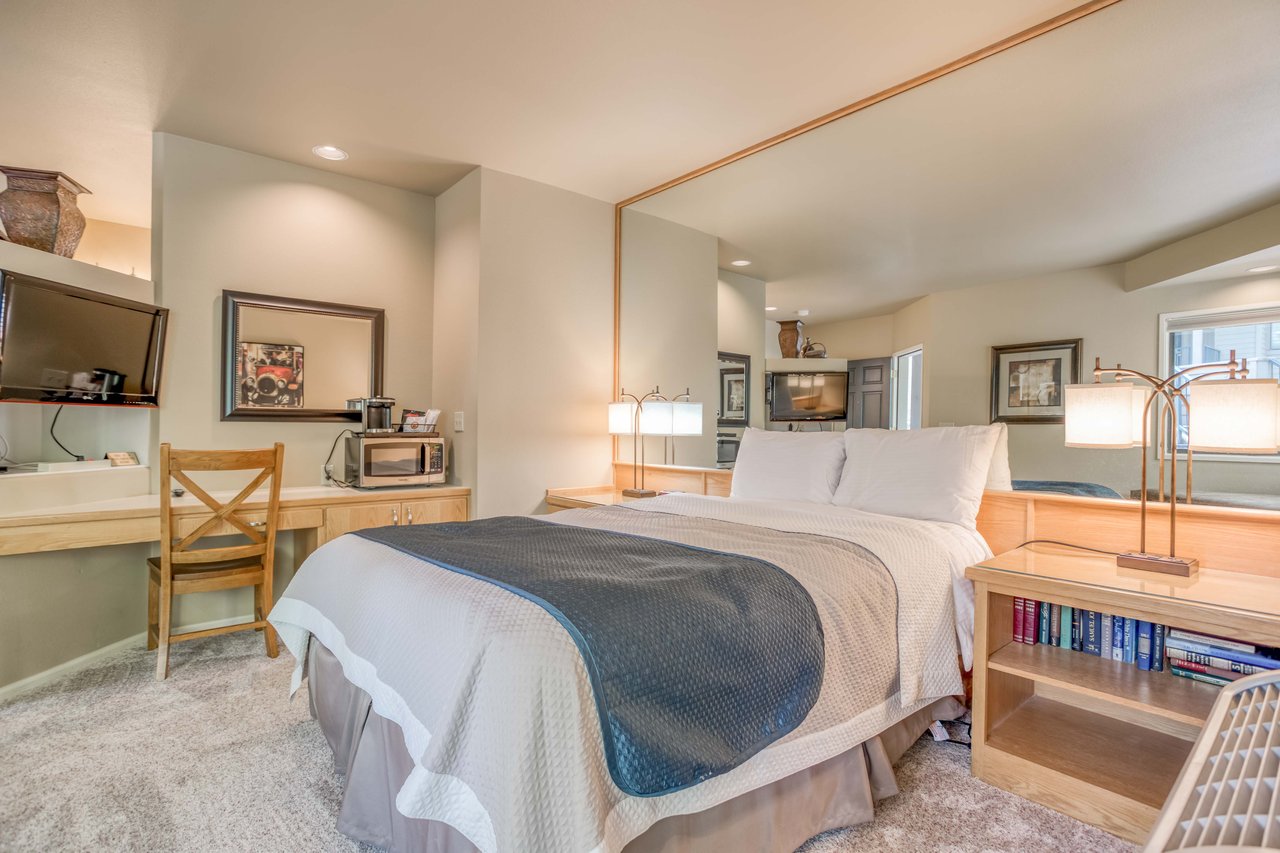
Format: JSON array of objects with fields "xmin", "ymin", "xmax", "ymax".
[
  {"xmin": 777, "ymin": 320, "xmax": 804, "ymax": 358},
  {"xmin": 0, "ymin": 166, "xmax": 91, "ymax": 257}
]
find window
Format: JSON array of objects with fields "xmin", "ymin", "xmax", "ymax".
[
  {"xmin": 1162, "ymin": 305, "xmax": 1280, "ymax": 457},
  {"xmin": 890, "ymin": 346, "xmax": 923, "ymax": 430}
]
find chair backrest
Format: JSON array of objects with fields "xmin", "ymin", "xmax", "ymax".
[{"xmin": 157, "ymin": 443, "xmax": 285, "ymax": 569}]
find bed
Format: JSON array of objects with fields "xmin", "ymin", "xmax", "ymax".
[{"xmin": 269, "ymin": 492, "xmax": 991, "ymax": 853}]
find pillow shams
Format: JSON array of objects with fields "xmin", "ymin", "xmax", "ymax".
[
  {"xmin": 730, "ymin": 428, "xmax": 846, "ymax": 504},
  {"xmin": 832, "ymin": 426, "xmax": 1001, "ymax": 528}
]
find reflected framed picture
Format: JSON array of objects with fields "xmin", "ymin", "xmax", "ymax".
[
  {"xmin": 718, "ymin": 351, "xmax": 750, "ymax": 426},
  {"xmin": 990, "ymin": 339, "xmax": 1081, "ymax": 424}
]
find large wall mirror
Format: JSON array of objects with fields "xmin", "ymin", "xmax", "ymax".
[
  {"xmin": 221, "ymin": 290, "xmax": 385, "ymax": 421},
  {"xmin": 616, "ymin": 0, "xmax": 1280, "ymax": 511}
]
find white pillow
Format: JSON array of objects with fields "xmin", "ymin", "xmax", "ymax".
[
  {"xmin": 986, "ymin": 422, "xmax": 1014, "ymax": 491},
  {"xmin": 730, "ymin": 428, "xmax": 846, "ymax": 504},
  {"xmin": 832, "ymin": 425, "xmax": 1001, "ymax": 528}
]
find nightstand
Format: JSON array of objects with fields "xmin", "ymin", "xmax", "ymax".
[{"xmin": 967, "ymin": 543, "xmax": 1280, "ymax": 844}]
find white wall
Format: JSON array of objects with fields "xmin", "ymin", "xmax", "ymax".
[
  {"xmin": 717, "ymin": 270, "xmax": 767, "ymax": 429},
  {"xmin": 802, "ymin": 313, "xmax": 895, "ymax": 361},
  {"xmin": 153, "ymin": 134, "xmax": 436, "ymax": 488},
  {"xmin": 619, "ymin": 208, "xmax": 719, "ymax": 467},
  {"xmin": 74, "ymin": 218, "xmax": 152, "ymax": 279},
  {"xmin": 904, "ymin": 265, "xmax": 1280, "ymax": 495}
]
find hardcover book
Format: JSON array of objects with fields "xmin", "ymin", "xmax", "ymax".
[
  {"xmin": 1151, "ymin": 623, "xmax": 1166, "ymax": 672},
  {"xmin": 1083, "ymin": 611, "xmax": 1102, "ymax": 656},
  {"xmin": 1071, "ymin": 608, "xmax": 1082, "ymax": 652},
  {"xmin": 1164, "ymin": 636, "xmax": 1280, "ymax": 670},
  {"xmin": 1123, "ymin": 618, "xmax": 1137, "ymax": 664},
  {"xmin": 1165, "ymin": 646, "xmax": 1277, "ymax": 675},
  {"xmin": 1013, "ymin": 597, "xmax": 1025, "ymax": 643},
  {"xmin": 1170, "ymin": 665, "xmax": 1233, "ymax": 688},
  {"xmin": 1170, "ymin": 658, "xmax": 1246, "ymax": 681},
  {"xmin": 1023, "ymin": 600, "xmax": 1039, "ymax": 645},
  {"xmin": 1050, "ymin": 603, "xmax": 1062, "ymax": 646},
  {"xmin": 1100, "ymin": 613, "xmax": 1113, "ymax": 660},
  {"xmin": 1136, "ymin": 621, "xmax": 1154, "ymax": 671},
  {"xmin": 1167, "ymin": 629, "xmax": 1256, "ymax": 654},
  {"xmin": 1110, "ymin": 616, "xmax": 1124, "ymax": 662},
  {"xmin": 1038, "ymin": 602, "xmax": 1051, "ymax": 646},
  {"xmin": 1059, "ymin": 606, "xmax": 1073, "ymax": 650}
]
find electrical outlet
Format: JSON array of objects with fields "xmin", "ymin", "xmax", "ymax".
[{"xmin": 453, "ymin": 411, "xmax": 465, "ymax": 433}]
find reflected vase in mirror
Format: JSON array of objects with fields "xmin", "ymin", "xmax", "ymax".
[{"xmin": 777, "ymin": 320, "xmax": 804, "ymax": 358}]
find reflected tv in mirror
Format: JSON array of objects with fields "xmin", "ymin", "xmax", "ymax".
[
  {"xmin": 767, "ymin": 372, "xmax": 848, "ymax": 421},
  {"xmin": 0, "ymin": 271, "xmax": 169, "ymax": 407}
]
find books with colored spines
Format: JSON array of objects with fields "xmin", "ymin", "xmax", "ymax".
[
  {"xmin": 1023, "ymin": 600, "xmax": 1039, "ymax": 645},
  {"xmin": 1071, "ymin": 607, "xmax": 1082, "ymax": 651},
  {"xmin": 1168, "ymin": 658, "xmax": 1246, "ymax": 682},
  {"xmin": 1100, "ymin": 613, "xmax": 1113, "ymax": 660},
  {"xmin": 1038, "ymin": 602, "xmax": 1051, "ymax": 645},
  {"xmin": 1110, "ymin": 616, "xmax": 1124, "ymax": 661},
  {"xmin": 1167, "ymin": 629, "xmax": 1256, "ymax": 654},
  {"xmin": 1136, "ymin": 621, "xmax": 1154, "ymax": 671},
  {"xmin": 1151, "ymin": 623, "xmax": 1165, "ymax": 672},
  {"xmin": 1059, "ymin": 606, "xmax": 1073, "ymax": 650},
  {"xmin": 1083, "ymin": 611, "xmax": 1102, "ymax": 656},
  {"xmin": 1050, "ymin": 603, "xmax": 1062, "ymax": 646},
  {"xmin": 1013, "ymin": 597, "xmax": 1025, "ymax": 643},
  {"xmin": 1123, "ymin": 618, "xmax": 1137, "ymax": 664},
  {"xmin": 1169, "ymin": 666, "xmax": 1234, "ymax": 688},
  {"xmin": 1164, "ymin": 640, "xmax": 1279, "ymax": 673}
]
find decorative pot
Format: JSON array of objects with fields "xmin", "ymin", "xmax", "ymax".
[
  {"xmin": 0, "ymin": 166, "xmax": 91, "ymax": 257},
  {"xmin": 777, "ymin": 320, "xmax": 804, "ymax": 358}
]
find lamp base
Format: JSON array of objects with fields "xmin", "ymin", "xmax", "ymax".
[
  {"xmin": 1116, "ymin": 552, "xmax": 1199, "ymax": 577},
  {"xmin": 621, "ymin": 488, "xmax": 658, "ymax": 498}
]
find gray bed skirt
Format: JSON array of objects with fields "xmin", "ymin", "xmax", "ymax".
[{"xmin": 307, "ymin": 639, "xmax": 965, "ymax": 853}]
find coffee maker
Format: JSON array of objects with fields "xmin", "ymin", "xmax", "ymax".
[{"xmin": 346, "ymin": 397, "xmax": 396, "ymax": 434}]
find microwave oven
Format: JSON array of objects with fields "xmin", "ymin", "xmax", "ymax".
[{"xmin": 344, "ymin": 435, "xmax": 446, "ymax": 488}]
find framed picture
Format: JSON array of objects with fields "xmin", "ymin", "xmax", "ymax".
[
  {"xmin": 990, "ymin": 339, "xmax": 1081, "ymax": 424},
  {"xmin": 718, "ymin": 351, "xmax": 750, "ymax": 426},
  {"xmin": 236, "ymin": 342, "xmax": 305, "ymax": 409}
]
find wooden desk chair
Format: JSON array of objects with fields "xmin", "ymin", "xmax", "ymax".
[{"xmin": 148, "ymin": 443, "xmax": 285, "ymax": 680}]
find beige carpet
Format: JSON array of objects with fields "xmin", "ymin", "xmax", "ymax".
[{"xmin": 0, "ymin": 633, "xmax": 1135, "ymax": 852}]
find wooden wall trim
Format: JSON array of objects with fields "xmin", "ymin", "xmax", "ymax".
[{"xmin": 611, "ymin": 464, "xmax": 1279, "ymax": 577}]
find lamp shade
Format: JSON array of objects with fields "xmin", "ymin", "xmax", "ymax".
[
  {"xmin": 608, "ymin": 401, "xmax": 637, "ymax": 435},
  {"xmin": 639, "ymin": 401, "xmax": 674, "ymax": 436},
  {"xmin": 1130, "ymin": 384, "xmax": 1151, "ymax": 445},
  {"xmin": 1064, "ymin": 383, "xmax": 1136, "ymax": 448},
  {"xmin": 1189, "ymin": 379, "xmax": 1279, "ymax": 454},
  {"xmin": 670, "ymin": 401, "xmax": 703, "ymax": 436}
]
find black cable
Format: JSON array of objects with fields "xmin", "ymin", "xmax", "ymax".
[
  {"xmin": 1018, "ymin": 538, "xmax": 1121, "ymax": 557},
  {"xmin": 50, "ymin": 406, "xmax": 84, "ymax": 461},
  {"xmin": 324, "ymin": 428, "xmax": 354, "ymax": 487}
]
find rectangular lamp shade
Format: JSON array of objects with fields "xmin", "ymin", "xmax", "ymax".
[
  {"xmin": 1064, "ymin": 383, "xmax": 1137, "ymax": 448},
  {"xmin": 1130, "ymin": 384, "xmax": 1151, "ymax": 444},
  {"xmin": 608, "ymin": 401, "xmax": 637, "ymax": 435},
  {"xmin": 670, "ymin": 401, "xmax": 703, "ymax": 436},
  {"xmin": 639, "ymin": 401, "xmax": 674, "ymax": 436},
  {"xmin": 1189, "ymin": 379, "xmax": 1279, "ymax": 454}
]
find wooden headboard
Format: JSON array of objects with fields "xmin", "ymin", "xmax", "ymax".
[{"xmin": 612, "ymin": 462, "xmax": 1279, "ymax": 577}]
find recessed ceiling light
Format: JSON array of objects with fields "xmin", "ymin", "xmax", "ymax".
[
  {"xmin": 1247, "ymin": 265, "xmax": 1279, "ymax": 273},
  {"xmin": 730, "ymin": 259, "xmax": 751, "ymax": 267},
  {"xmin": 312, "ymin": 145, "xmax": 349, "ymax": 161},
  {"xmin": 765, "ymin": 306, "xmax": 777, "ymax": 311},
  {"xmin": 797, "ymin": 309, "xmax": 810, "ymax": 317}
]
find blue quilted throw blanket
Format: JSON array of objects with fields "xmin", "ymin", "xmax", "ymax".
[{"xmin": 355, "ymin": 515, "xmax": 825, "ymax": 797}]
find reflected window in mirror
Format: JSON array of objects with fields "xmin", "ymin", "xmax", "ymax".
[
  {"xmin": 1162, "ymin": 305, "xmax": 1280, "ymax": 458},
  {"xmin": 891, "ymin": 347, "xmax": 924, "ymax": 430}
]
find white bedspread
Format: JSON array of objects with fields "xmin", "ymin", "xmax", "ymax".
[{"xmin": 269, "ymin": 494, "xmax": 989, "ymax": 853}]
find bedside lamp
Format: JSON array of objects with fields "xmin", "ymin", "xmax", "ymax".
[
  {"xmin": 1064, "ymin": 352, "xmax": 1278, "ymax": 576},
  {"xmin": 610, "ymin": 389, "xmax": 662, "ymax": 497}
]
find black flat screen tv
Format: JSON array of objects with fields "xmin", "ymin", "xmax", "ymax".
[
  {"xmin": 767, "ymin": 371, "xmax": 848, "ymax": 421},
  {"xmin": 0, "ymin": 271, "xmax": 169, "ymax": 407}
]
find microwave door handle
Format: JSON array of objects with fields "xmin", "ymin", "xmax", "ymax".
[{"xmin": 420, "ymin": 442, "xmax": 427, "ymax": 475}]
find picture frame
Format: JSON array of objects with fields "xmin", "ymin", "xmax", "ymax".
[
  {"xmin": 220, "ymin": 291, "xmax": 385, "ymax": 422},
  {"xmin": 717, "ymin": 351, "xmax": 750, "ymax": 426},
  {"xmin": 990, "ymin": 338, "xmax": 1082, "ymax": 424}
]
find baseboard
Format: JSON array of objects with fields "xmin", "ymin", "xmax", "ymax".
[{"xmin": 0, "ymin": 614, "xmax": 266, "ymax": 704}]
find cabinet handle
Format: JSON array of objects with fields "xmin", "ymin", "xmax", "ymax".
[
  {"xmin": 407, "ymin": 507, "xmax": 413, "ymax": 525},
  {"xmin": 392, "ymin": 508, "xmax": 399, "ymax": 526}
]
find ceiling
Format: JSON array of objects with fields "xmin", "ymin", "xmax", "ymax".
[
  {"xmin": 0, "ymin": 0, "xmax": 1089, "ymax": 227},
  {"xmin": 629, "ymin": 0, "xmax": 1280, "ymax": 323}
]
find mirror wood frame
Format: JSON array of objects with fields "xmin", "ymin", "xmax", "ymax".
[
  {"xmin": 220, "ymin": 289, "xmax": 386, "ymax": 422},
  {"xmin": 609, "ymin": 0, "xmax": 1125, "ymax": 464}
]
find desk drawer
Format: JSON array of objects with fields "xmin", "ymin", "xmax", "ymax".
[{"xmin": 172, "ymin": 507, "xmax": 323, "ymax": 539}]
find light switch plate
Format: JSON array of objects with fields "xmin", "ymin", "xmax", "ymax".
[{"xmin": 453, "ymin": 411, "xmax": 465, "ymax": 433}]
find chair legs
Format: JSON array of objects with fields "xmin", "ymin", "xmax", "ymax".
[
  {"xmin": 146, "ymin": 576, "xmax": 159, "ymax": 651},
  {"xmin": 155, "ymin": 571, "xmax": 172, "ymax": 681},
  {"xmin": 256, "ymin": 576, "xmax": 279, "ymax": 659}
]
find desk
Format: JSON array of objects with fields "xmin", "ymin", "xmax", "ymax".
[
  {"xmin": 0, "ymin": 485, "xmax": 471, "ymax": 558},
  {"xmin": 544, "ymin": 486, "xmax": 656, "ymax": 511}
]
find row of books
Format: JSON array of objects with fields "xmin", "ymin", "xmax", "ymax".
[{"xmin": 1011, "ymin": 598, "xmax": 1280, "ymax": 686}]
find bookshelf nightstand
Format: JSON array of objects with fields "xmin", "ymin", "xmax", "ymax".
[{"xmin": 967, "ymin": 543, "xmax": 1280, "ymax": 844}]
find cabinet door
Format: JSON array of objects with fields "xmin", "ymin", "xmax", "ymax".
[
  {"xmin": 400, "ymin": 497, "xmax": 469, "ymax": 526},
  {"xmin": 322, "ymin": 502, "xmax": 401, "ymax": 544}
]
